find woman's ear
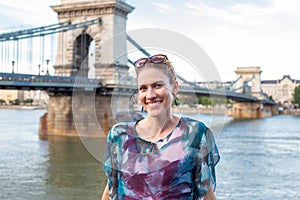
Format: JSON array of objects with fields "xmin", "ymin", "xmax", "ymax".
[{"xmin": 172, "ymin": 80, "xmax": 179, "ymax": 96}]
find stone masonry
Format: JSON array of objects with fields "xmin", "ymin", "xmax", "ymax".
[{"xmin": 39, "ymin": 0, "xmax": 134, "ymax": 138}]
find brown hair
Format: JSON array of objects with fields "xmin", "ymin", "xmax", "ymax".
[{"xmin": 135, "ymin": 62, "xmax": 177, "ymax": 85}]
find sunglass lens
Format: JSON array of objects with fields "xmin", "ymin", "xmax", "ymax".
[
  {"xmin": 151, "ymin": 55, "xmax": 167, "ymax": 63},
  {"xmin": 134, "ymin": 58, "xmax": 148, "ymax": 68}
]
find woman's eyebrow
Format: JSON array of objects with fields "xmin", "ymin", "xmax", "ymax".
[
  {"xmin": 152, "ymin": 81, "xmax": 164, "ymax": 84},
  {"xmin": 138, "ymin": 80, "xmax": 164, "ymax": 86}
]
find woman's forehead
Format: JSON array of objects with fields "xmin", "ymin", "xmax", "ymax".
[{"xmin": 137, "ymin": 68, "xmax": 169, "ymax": 83}]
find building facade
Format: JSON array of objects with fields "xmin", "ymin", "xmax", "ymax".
[
  {"xmin": 0, "ymin": 90, "xmax": 48, "ymax": 105},
  {"xmin": 261, "ymin": 75, "xmax": 300, "ymax": 104},
  {"xmin": 196, "ymin": 73, "xmax": 300, "ymax": 105}
]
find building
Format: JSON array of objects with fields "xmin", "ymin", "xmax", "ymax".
[
  {"xmin": 0, "ymin": 90, "xmax": 21, "ymax": 104},
  {"xmin": 261, "ymin": 75, "xmax": 300, "ymax": 104},
  {"xmin": 0, "ymin": 89, "xmax": 48, "ymax": 105},
  {"xmin": 195, "ymin": 73, "xmax": 300, "ymax": 105}
]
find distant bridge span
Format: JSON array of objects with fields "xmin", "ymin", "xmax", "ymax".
[{"xmin": 0, "ymin": 72, "xmax": 275, "ymax": 104}]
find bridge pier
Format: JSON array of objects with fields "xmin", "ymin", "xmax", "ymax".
[
  {"xmin": 264, "ymin": 104, "xmax": 279, "ymax": 116},
  {"xmin": 39, "ymin": 91, "xmax": 133, "ymax": 139},
  {"xmin": 228, "ymin": 102, "xmax": 276, "ymax": 118}
]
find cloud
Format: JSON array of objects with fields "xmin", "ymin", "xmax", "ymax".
[
  {"xmin": 270, "ymin": 0, "xmax": 300, "ymax": 17},
  {"xmin": 0, "ymin": 0, "xmax": 59, "ymax": 27},
  {"xmin": 185, "ymin": 1, "xmax": 271, "ymax": 26},
  {"xmin": 152, "ymin": 2, "xmax": 173, "ymax": 14},
  {"xmin": 0, "ymin": 0, "xmax": 60, "ymax": 11},
  {"xmin": 181, "ymin": 0, "xmax": 300, "ymax": 80},
  {"xmin": 185, "ymin": 0, "xmax": 300, "ymax": 27}
]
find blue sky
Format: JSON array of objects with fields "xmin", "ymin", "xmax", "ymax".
[{"xmin": 0, "ymin": 0, "xmax": 300, "ymax": 81}]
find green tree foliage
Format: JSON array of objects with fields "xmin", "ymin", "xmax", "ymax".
[
  {"xmin": 211, "ymin": 97, "xmax": 227, "ymax": 106},
  {"xmin": 23, "ymin": 98, "xmax": 34, "ymax": 106},
  {"xmin": 198, "ymin": 96, "xmax": 229, "ymax": 107},
  {"xmin": 198, "ymin": 96, "xmax": 211, "ymax": 106},
  {"xmin": 269, "ymin": 95, "xmax": 274, "ymax": 101},
  {"xmin": 0, "ymin": 99, "xmax": 6, "ymax": 105},
  {"xmin": 293, "ymin": 85, "xmax": 300, "ymax": 105},
  {"xmin": 9, "ymin": 99, "xmax": 20, "ymax": 105}
]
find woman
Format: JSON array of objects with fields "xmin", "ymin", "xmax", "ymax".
[{"xmin": 102, "ymin": 54, "xmax": 220, "ymax": 199}]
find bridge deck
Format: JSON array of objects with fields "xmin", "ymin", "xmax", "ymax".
[{"xmin": 0, "ymin": 72, "xmax": 277, "ymax": 104}]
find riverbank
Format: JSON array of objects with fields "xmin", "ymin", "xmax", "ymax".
[
  {"xmin": 173, "ymin": 106, "xmax": 227, "ymax": 115},
  {"xmin": 292, "ymin": 110, "xmax": 300, "ymax": 116},
  {"xmin": 280, "ymin": 109, "xmax": 300, "ymax": 115},
  {"xmin": 0, "ymin": 105, "xmax": 47, "ymax": 110},
  {"xmin": 1, "ymin": 104, "xmax": 299, "ymax": 116}
]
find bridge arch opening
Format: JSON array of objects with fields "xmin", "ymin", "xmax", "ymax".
[
  {"xmin": 243, "ymin": 81, "xmax": 252, "ymax": 95},
  {"xmin": 73, "ymin": 33, "xmax": 93, "ymax": 77},
  {"xmin": 234, "ymin": 67, "xmax": 262, "ymax": 99}
]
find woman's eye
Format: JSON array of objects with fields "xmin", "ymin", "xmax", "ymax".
[
  {"xmin": 154, "ymin": 83, "xmax": 163, "ymax": 88},
  {"xmin": 139, "ymin": 86, "xmax": 146, "ymax": 91}
]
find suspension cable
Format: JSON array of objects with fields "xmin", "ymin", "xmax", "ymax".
[{"xmin": 0, "ymin": 18, "xmax": 101, "ymax": 42}]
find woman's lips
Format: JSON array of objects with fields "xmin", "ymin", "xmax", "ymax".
[{"xmin": 146, "ymin": 100, "xmax": 162, "ymax": 108}]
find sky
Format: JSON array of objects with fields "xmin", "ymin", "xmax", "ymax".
[{"xmin": 0, "ymin": 0, "xmax": 300, "ymax": 82}]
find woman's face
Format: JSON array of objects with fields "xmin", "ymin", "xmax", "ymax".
[{"xmin": 137, "ymin": 67, "xmax": 177, "ymax": 117}]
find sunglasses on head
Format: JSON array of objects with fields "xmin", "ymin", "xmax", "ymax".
[{"xmin": 134, "ymin": 54, "xmax": 169, "ymax": 68}]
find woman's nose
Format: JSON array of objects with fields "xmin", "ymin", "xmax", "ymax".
[{"xmin": 146, "ymin": 88, "xmax": 156, "ymax": 99}]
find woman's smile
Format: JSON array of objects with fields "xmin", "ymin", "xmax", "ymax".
[{"xmin": 146, "ymin": 100, "xmax": 163, "ymax": 108}]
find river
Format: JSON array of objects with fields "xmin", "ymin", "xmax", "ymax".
[{"xmin": 0, "ymin": 109, "xmax": 299, "ymax": 200}]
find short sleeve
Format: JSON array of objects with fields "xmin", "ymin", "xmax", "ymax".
[
  {"xmin": 103, "ymin": 129, "xmax": 119, "ymax": 199},
  {"xmin": 194, "ymin": 127, "xmax": 220, "ymax": 197}
]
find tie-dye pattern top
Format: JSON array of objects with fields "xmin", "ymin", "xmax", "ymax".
[{"xmin": 103, "ymin": 117, "xmax": 220, "ymax": 200}]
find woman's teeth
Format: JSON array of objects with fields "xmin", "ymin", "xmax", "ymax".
[{"xmin": 148, "ymin": 102, "xmax": 161, "ymax": 106}]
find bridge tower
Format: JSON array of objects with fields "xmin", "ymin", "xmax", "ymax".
[
  {"xmin": 51, "ymin": 0, "xmax": 134, "ymax": 83},
  {"xmin": 229, "ymin": 66, "xmax": 275, "ymax": 118},
  {"xmin": 234, "ymin": 67, "xmax": 263, "ymax": 99},
  {"xmin": 39, "ymin": 0, "xmax": 135, "ymax": 139}
]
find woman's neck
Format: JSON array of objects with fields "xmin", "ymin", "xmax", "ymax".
[{"xmin": 136, "ymin": 113, "xmax": 180, "ymax": 142}]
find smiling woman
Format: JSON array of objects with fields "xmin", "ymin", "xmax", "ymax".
[{"xmin": 102, "ymin": 54, "xmax": 220, "ymax": 200}]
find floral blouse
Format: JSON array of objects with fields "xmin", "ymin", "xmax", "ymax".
[{"xmin": 103, "ymin": 117, "xmax": 220, "ymax": 200}]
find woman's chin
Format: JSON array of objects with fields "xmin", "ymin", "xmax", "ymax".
[{"xmin": 146, "ymin": 108, "xmax": 167, "ymax": 118}]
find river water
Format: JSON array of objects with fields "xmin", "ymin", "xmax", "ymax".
[{"xmin": 0, "ymin": 109, "xmax": 299, "ymax": 200}]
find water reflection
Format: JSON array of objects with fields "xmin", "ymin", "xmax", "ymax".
[{"xmin": 45, "ymin": 139, "xmax": 106, "ymax": 200}]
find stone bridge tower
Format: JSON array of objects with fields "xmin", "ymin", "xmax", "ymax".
[
  {"xmin": 39, "ymin": 0, "xmax": 135, "ymax": 139},
  {"xmin": 234, "ymin": 67, "xmax": 263, "ymax": 99},
  {"xmin": 51, "ymin": 0, "xmax": 134, "ymax": 84},
  {"xmin": 228, "ymin": 66, "xmax": 277, "ymax": 119}
]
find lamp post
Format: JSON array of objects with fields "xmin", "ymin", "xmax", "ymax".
[
  {"xmin": 11, "ymin": 61, "xmax": 15, "ymax": 74},
  {"xmin": 38, "ymin": 64, "xmax": 41, "ymax": 76},
  {"xmin": 46, "ymin": 59, "xmax": 50, "ymax": 75}
]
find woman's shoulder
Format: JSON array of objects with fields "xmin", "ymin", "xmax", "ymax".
[
  {"xmin": 180, "ymin": 116, "xmax": 208, "ymax": 132},
  {"xmin": 107, "ymin": 120, "xmax": 137, "ymax": 140},
  {"xmin": 180, "ymin": 117, "xmax": 217, "ymax": 151}
]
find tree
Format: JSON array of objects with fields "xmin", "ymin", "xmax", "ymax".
[
  {"xmin": 23, "ymin": 98, "xmax": 34, "ymax": 106},
  {"xmin": 10, "ymin": 99, "xmax": 20, "ymax": 105},
  {"xmin": 0, "ymin": 99, "xmax": 6, "ymax": 105},
  {"xmin": 198, "ymin": 96, "xmax": 211, "ymax": 107},
  {"xmin": 211, "ymin": 97, "xmax": 227, "ymax": 107},
  {"xmin": 293, "ymin": 85, "xmax": 300, "ymax": 106}
]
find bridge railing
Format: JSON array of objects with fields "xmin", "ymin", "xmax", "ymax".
[{"xmin": 0, "ymin": 72, "xmax": 101, "ymax": 85}]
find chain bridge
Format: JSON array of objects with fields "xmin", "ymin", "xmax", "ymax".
[{"xmin": 0, "ymin": 0, "xmax": 278, "ymax": 138}]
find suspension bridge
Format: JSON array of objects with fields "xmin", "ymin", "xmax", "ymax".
[
  {"xmin": 0, "ymin": 0, "xmax": 277, "ymax": 138},
  {"xmin": 0, "ymin": 21, "xmax": 268, "ymax": 102}
]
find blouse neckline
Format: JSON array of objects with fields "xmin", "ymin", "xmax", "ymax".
[{"xmin": 132, "ymin": 116, "xmax": 182, "ymax": 144}]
